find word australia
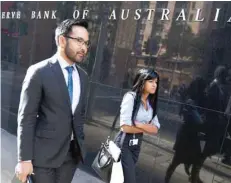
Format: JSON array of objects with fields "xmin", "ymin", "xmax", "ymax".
[{"xmin": 109, "ymin": 8, "xmax": 231, "ymax": 22}]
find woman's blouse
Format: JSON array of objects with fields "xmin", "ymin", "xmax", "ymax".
[{"xmin": 120, "ymin": 92, "xmax": 160, "ymax": 129}]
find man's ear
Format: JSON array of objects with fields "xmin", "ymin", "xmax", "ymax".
[{"xmin": 58, "ymin": 35, "xmax": 66, "ymax": 48}]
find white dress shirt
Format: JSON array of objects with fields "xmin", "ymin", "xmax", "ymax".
[
  {"xmin": 57, "ymin": 54, "xmax": 81, "ymax": 113},
  {"xmin": 57, "ymin": 54, "xmax": 81, "ymax": 140}
]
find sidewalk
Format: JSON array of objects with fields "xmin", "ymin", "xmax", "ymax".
[
  {"xmin": 2, "ymin": 123, "xmax": 231, "ymax": 183},
  {"xmin": 1, "ymin": 129, "xmax": 104, "ymax": 183},
  {"xmin": 90, "ymin": 114, "xmax": 231, "ymax": 182}
]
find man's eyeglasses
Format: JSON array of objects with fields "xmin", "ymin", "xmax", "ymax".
[{"xmin": 64, "ymin": 36, "xmax": 90, "ymax": 48}]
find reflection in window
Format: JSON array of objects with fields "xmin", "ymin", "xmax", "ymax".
[
  {"xmin": 143, "ymin": 2, "xmax": 149, "ymax": 9},
  {"xmin": 155, "ymin": 32, "xmax": 160, "ymax": 36},
  {"xmin": 192, "ymin": 2, "xmax": 196, "ymax": 9},
  {"xmin": 189, "ymin": 14, "xmax": 194, "ymax": 22},
  {"xmin": 156, "ymin": 1, "xmax": 168, "ymax": 9},
  {"xmin": 176, "ymin": 1, "xmax": 189, "ymax": 9},
  {"xmin": 219, "ymin": 2, "xmax": 229, "ymax": 27}
]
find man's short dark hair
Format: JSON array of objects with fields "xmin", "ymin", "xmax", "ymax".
[{"xmin": 55, "ymin": 19, "xmax": 88, "ymax": 46}]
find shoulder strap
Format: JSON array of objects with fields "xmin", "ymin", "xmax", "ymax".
[{"xmin": 110, "ymin": 108, "xmax": 120, "ymax": 135}]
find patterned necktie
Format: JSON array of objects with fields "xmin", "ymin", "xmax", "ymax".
[{"xmin": 65, "ymin": 66, "xmax": 74, "ymax": 105}]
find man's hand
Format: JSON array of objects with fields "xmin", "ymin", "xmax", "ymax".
[{"xmin": 15, "ymin": 161, "xmax": 33, "ymax": 182}]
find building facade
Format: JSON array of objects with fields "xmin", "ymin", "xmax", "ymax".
[{"xmin": 1, "ymin": 1, "xmax": 231, "ymax": 183}]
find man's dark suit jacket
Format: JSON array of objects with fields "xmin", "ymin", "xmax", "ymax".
[{"xmin": 17, "ymin": 54, "xmax": 89, "ymax": 168}]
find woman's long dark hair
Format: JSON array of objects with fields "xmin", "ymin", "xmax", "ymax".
[{"xmin": 130, "ymin": 68, "xmax": 159, "ymax": 126}]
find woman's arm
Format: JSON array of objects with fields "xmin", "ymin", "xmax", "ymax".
[
  {"xmin": 119, "ymin": 92, "xmax": 139, "ymax": 132},
  {"xmin": 121, "ymin": 124, "xmax": 144, "ymax": 134},
  {"xmin": 135, "ymin": 123, "xmax": 158, "ymax": 135},
  {"xmin": 135, "ymin": 115, "xmax": 160, "ymax": 135},
  {"xmin": 119, "ymin": 92, "xmax": 158, "ymax": 134}
]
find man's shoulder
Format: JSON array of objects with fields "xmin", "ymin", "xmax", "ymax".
[
  {"xmin": 30, "ymin": 58, "xmax": 51, "ymax": 69},
  {"xmin": 28, "ymin": 56, "xmax": 55, "ymax": 72}
]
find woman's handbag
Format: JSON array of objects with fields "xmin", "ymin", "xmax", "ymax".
[
  {"xmin": 91, "ymin": 136, "xmax": 116, "ymax": 182},
  {"xmin": 91, "ymin": 110, "xmax": 124, "ymax": 183}
]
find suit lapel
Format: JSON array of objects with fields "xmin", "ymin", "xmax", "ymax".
[
  {"xmin": 74, "ymin": 64, "xmax": 84, "ymax": 116},
  {"xmin": 49, "ymin": 56, "xmax": 72, "ymax": 113}
]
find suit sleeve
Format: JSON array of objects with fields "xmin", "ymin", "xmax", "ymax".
[
  {"xmin": 74, "ymin": 72, "xmax": 89, "ymax": 161},
  {"xmin": 78, "ymin": 73, "xmax": 89, "ymax": 141},
  {"xmin": 17, "ymin": 65, "xmax": 42, "ymax": 162}
]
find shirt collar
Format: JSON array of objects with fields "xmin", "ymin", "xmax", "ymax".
[{"xmin": 56, "ymin": 53, "xmax": 77, "ymax": 71}]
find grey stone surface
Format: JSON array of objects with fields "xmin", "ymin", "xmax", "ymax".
[{"xmin": 1, "ymin": 129, "xmax": 104, "ymax": 183}]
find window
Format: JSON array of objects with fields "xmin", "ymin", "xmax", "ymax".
[
  {"xmin": 175, "ymin": 2, "xmax": 188, "ymax": 9},
  {"xmin": 143, "ymin": 3, "xmax": 149, "ymax": 9},
  {"xmin": 156, "ymin": 2, "xmax": 168, "ymax": 9},
  {"xmin": 155, "ymin": 32, "xmax": 160, "ymax": 36},
  {"xmin": 142, "ymin": 18, "xmax": 146, "ymax": 24},
  {"xmin": 192, "ymin": 2, "xmax": 196, "ymax": 9},
  {"xmin": 189, "ymin": 14, "xmax": 194, "ymax": 22}
]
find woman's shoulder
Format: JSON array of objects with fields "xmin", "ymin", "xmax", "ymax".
[
  {"xmin": 121, "ymin": 91, "xmax": 136, "ymax": 103},
  {"xmin": 126, "ymin": 91, "xmax": 136, "ymax": 97}
]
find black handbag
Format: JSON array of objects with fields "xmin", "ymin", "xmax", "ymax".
[
  {"xmin": 91, "ymin": 136, "xmax": 114, "ymax": 182},
  {"xmin": 91, "ymin": 109, "xmax": 124, "ymax": 183}
]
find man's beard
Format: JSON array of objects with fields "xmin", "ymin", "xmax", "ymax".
[{"xmin": 65, "ymin": 44, "xmax": 84, "ymax": 63}]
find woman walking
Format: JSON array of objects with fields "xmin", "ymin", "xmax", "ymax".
[{"xmin": 115, "ymin": 68, "xmax": 160, "ymax": 183}]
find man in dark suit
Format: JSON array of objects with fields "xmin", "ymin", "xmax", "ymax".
[{"xmin": 15, "ymin": 19, "xmax": 90, "ymax": 183}]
